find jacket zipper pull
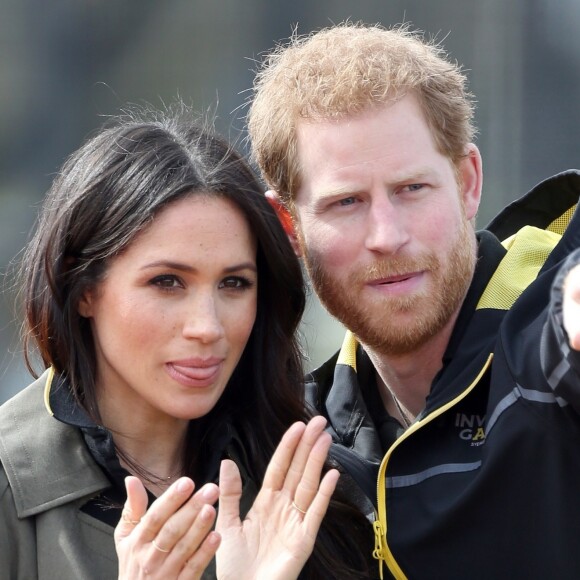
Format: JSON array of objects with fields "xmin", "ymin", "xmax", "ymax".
[{"xmin": 373, "ymin": 519, "xmax": 386, "ymax": 579}]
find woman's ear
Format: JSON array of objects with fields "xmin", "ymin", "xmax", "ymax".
[
  {"xmin": 77, "ymin": 291, "xmax": 93, "ymax": 318},
  {"xmin": 265, "ymin": 191, "xmax": 302, "ymax": 257}
]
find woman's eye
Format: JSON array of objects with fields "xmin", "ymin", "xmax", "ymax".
[
  {"xmin": 151, "ymin": 275, "xmax": 182, "ymax": 289},
  {"xmin": 404, "ymin": 183, "xmax": 424, "ymax": 192},
  {"xmin": 219, "ymin": 276, "xmax": 253, "ymax": 290}
]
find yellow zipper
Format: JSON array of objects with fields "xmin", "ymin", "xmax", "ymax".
[{"xmin": 373, "ymin": 353, "xmax": 494, "ymax": 579}]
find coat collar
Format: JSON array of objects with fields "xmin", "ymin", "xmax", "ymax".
[{"xmin": 0, "ymin": 371, "xmax": 110, "ymax": 518}]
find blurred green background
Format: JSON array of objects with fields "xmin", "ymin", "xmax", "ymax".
[{"xmin": 2, "ymin": 0, "xmax": 580, "ymax": 402}]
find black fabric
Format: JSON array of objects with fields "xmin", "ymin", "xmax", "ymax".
[
  {"xmin": 486, "ymin": 169, "xmax": 580, "ymax": 239},
  {"xmin": 329, "ymin": 444, "xmax": 379, "ymax": 505}
]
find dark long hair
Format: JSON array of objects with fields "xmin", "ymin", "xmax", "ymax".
[{"xmin": 19, "ymin": 105, "xmax": 373, "ymax": 578}]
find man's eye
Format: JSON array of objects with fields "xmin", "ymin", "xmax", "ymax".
[
  {"xmin": 405, "ymin": 184, "xmax": 424, "ymax": 192},
  {"xmin": 338, "ymin": 197, "xmax": 357, "ymax": 206}
]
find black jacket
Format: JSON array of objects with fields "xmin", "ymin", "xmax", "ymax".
[{"xmin": 306, "ymin": 170, "xmax": 580, "ymax": 579}]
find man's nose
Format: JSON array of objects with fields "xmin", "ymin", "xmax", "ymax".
[{"xmin": 364, "ymin": 197, "xmax": 410, "ymax": 254}]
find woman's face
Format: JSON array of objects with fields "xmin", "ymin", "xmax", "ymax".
[{"xmin": 79, "ymin": 195, "xmax": 257, "ymax": 427}]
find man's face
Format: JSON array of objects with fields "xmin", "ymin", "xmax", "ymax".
[{"xmin": 292, "ymin": 94, "xmax": 481, "ymax": 355}]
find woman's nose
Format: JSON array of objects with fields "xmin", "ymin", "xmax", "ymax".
[{"xmin": 182, "ymin": 294, "xmax": 225, "ymax": 344}]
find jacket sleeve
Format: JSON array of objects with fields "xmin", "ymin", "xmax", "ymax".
[
  {"xmin": 540, "ymin": 247, "xmax": 580, "ymax": 412},
  {"xmin": 0, "ymin": 463, "xmax": 38, "ymax": 579}
]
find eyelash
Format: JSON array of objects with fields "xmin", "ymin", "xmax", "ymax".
[
  {"xmin": 404, "ymin": 183, "xmax": 424, "ymax": 192},
  {"xmin": 218, "ymin": 276, "xmax": 255, "ymax": 291},
  {"xmin": 151, "ymin": 275, "xmax": 183, "ymax": 290},
  {"xmin": 149, "ymin": 274, "xmax": 255, "ymax": 292},
  {"xmin": 338, "ymin": 197, "xmax": 357, "ymax": 207}
]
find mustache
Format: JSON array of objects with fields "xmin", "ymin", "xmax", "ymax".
[{"xmin": 350, "ymin": 254, "xmax": 438, "ymax": 283}]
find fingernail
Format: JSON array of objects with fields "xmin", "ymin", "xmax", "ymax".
[
  {"xmin": 208, "ymin": 531, "xmax": 221, "ymax": 546},
  {"xmin": 201, "ymin": 484, "xmax": 218, "ymax": 500},
  {"xmin": 200, "ymin": 505, "xmax": 214, "ymax": 521},
  {"xmin": 176, "ymin": 478, "xmax": 191, "ymax": 493}
]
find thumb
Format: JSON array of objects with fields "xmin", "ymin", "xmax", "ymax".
[
  {"xmin": 114, "ymin": 476, "xmax": 148, "ymax": 545},
  {"xmin": 215, "ymin": 459, "xmax": 243, "ymax": 531},
  {"xmin": 564, "ymin": 265, "xmax": 580, "ymax": 350}
]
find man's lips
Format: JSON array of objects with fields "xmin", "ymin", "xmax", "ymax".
[
  {"xmin": 364, "ymin": 271, "xmax": 425, "ymax": 296},
  {"xmin": 367, "ymin": 271, "xmax": 422, "ymax": 285}
]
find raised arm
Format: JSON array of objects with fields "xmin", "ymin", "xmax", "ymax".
[
  {"xmin": 563, "ymin": 259, "xmax": 580, "ymax": 350},
  {"xmin": 541, "ymin": 247, "xmax": 580, "ymax": 411}
]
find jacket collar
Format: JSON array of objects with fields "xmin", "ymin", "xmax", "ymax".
[
  {"xmin": 0, "ymin": 371, "xmax": 110, "ymax": 518},
  {"xmin": 486, "ymin": 169, "xmax": 580, "ymax": 241}
]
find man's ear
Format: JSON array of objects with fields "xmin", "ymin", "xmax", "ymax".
[
  {"xmin": 458, "ymin": 144, "xmax": 483, "ymax": 221},
  {"xmin": 265, "ymin": 190, "xmax": 302, "ymax": 257}
]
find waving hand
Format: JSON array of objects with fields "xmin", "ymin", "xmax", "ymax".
[{"xmin": 215, "ymin": 416, "xmax": 339, "ymax": 580}]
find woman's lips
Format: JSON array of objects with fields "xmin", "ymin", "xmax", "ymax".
[{"xmin": 165, "ymin": 358, "xmax": 224, "ymax": 387}]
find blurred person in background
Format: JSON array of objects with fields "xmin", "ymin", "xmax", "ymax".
[
  {"xmin": 0, "ymin": 106, "xmax": 375, "ymax": 579},
  {"xmin": 249, "ymin": 22, "xmax": 580, "ymax": 579}
]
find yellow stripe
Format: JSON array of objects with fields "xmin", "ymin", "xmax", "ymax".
[
  {"xmin": 374, "ymin": 353, "xmax": 494, "ymax": 579},
  {"xmin": 476, "ymin": 226, "xmax": 560, "ymax": 311},
  {"xmin": 43, "ymin": 367, "xmax": 56, "ymax": 416},
  {"xmin": 336, "ymin": 330, "xmax": 358, "ymax": 371},
  {"xmin": 547, "ymin": 205, "xmax": 576, "ymax": 235}
]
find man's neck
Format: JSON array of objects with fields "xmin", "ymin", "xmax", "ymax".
[{"xmin": 363, "ymin": 314, "xmax": 457, "ymax": 421}]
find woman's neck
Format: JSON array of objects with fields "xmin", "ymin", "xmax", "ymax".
[{"xmin": 96, "ymin": 390, "xmax": 190, "ymax": 496}]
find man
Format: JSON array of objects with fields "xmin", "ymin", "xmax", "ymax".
[{"xmin": 248, "ymin": 22, "xmax": 580, "ymax": 579}]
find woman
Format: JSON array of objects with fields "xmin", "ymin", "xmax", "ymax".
[{"xmin": 0, "ymin": 106, "xmax": 374, "ymax": 579}]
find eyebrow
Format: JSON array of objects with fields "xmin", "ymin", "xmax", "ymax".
[
  {"xmin": 315, "ymin": 167, "xmax": 437, "ymax": 198},
  {"xmin": 317, "ymin": 184, "xmax": 360, "ymax": 198},
  {"xmin": 310, "ymin": 186, "xmax": 363, "ymax": 210},
  {"xmin": 141, "ymin": 260, "xmax": 257, "ymax": 273},
  {"xmin": 390, "ymin": 167, "xmax": 435, "ymax": 183}
]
